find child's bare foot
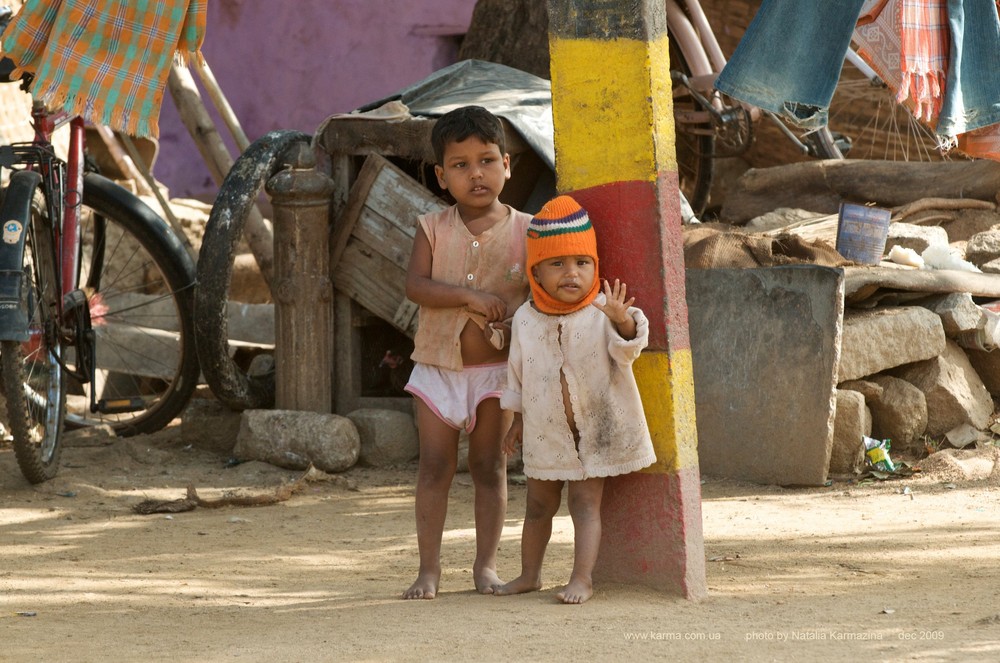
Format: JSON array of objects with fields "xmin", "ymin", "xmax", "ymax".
[
  {"xmin": 402, "ymin": 572, "xmax": 439, "ymax": 600},
  {"xmin": 473, "ymin": 566, "xmax": 503, "ymax": 595},
  {"xmin": 555, "ymin": 577, "xmax": 592, "ymax": 604},
  {"xmin": 494, "ymin": 574, "xmax": 542, "ymax": 596}
]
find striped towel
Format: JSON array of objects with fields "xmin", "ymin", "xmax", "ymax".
[
  {"xmin": 896, "ymin": 0, "xmax": 949, "ymax": 123},
  {"xmin": 0, "ymin": 0, "xmax": 206, "ymax": 138}
]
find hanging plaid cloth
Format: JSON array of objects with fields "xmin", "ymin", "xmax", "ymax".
[
  {"xmin": 895, "ymin": 0, "xmax": 949, "ymax": 123},
  {"xmin": 0, "ymin": 0, "xmax": 207, "ymax": 138}
]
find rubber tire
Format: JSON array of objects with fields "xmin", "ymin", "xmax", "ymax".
[
  {"xmin": 67, "ymin": 173, "xmax": 199, "ymax": 436},
  {"xmin": 194, "ymin": 130, "xmax": 311, "ymax": 411},
  {"xmin": 0, "ymin": 172, "xmax": 66, "ymax": 483}
]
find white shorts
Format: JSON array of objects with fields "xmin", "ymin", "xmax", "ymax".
[{"xmin": 405, "ymin": 362, "xmax": 506, "ymax": 433}]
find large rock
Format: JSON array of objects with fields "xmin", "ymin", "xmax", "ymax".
[
  {"xmin": 234, "ymin": 409, "xmax": 360, "ymax": 472},
  {"xmin": 981, "ymin": 257, "xmax": 1000, "ymax": 274},
  {"xmin": 965, "ymin": 347, "xmax": 1000, "ymax": 396},
  {"xmin": 687, "ymin": 266, "xmax": 843, "ymax": 486},
  {"xmin": 941, "ymin": 210, "xmax": 1000, "ymax": 242},
  {"xmin": 868, "ymin": 375, "xmax": 928, "ymax": 455},
  {"xmin": 839, "ymin": 306, "xmax": 945, "ymax": 382},
  {"xmin": 965, "ymin": 228, "xmax": 1000, "ymax": 267},
  {"xmin": 346, "ymin": 408, "xmax": 418, "ymax": 467},
  {"xmin": 885, "ymin": 222, "xmax": 948, "ymax": 255},
  {"xmin": 892, "ymin": 340, "xmax": 993, "ymax": 437},
  {"xmin": 917, "ymin": 293, "xmax": 986, "ymax": 338},
  {"xmin": 830, "ymin": 390, "xmax": 869, "ymax": 475}
]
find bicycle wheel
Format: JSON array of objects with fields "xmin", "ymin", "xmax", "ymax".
[
  {"xmin": 62, "ymin": 173, "xmax": 198, "ymax": 435},
  {"xmin": 669, "ymin": 37, "xmax": 715, "ymax": 216},
  {"xmin": 825, "ymin": 64, "xmax": 948, "ymax": 162},
  {"xmin": 0, "ymin": 171, "xmax": 66, "ymax": 483}
]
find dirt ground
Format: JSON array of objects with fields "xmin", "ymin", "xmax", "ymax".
[{"xmin": 2, "ymin": 410, "xmax": 1000, "ymax": 663}]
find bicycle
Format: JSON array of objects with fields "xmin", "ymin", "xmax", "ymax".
[
  {"xmin": 667, "ymin": 0, "xmax": 943, "ymax": 216},
  {"xmin": 0, "ymin": 8, "xmax": 199, "ymax": 483}
]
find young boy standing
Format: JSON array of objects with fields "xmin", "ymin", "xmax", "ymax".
[
  {"xmin": 497, "ymin": 195, "xmax": 657, "ymax": 604},
  {"xmin": 402, "ymin": 105, "xmax": 533, "ymax": 599}
]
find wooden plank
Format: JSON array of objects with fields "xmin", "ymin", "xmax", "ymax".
[
  {"xmin": 317, "ymin": 117, "xmax": 530, "ymax": 163},
  {"xmin": 333, "ymin": 245, "xmax": 405, "ymax": 319},
  {"xmin": 363, "ymin": 157, "xmax": 446, "ymax": 233},
  {"xmin": 392, "ymin": 299, "xmax": 419, "ymax": 335},
  {"xmin": 354, "ymin": 207, "xmax": 416, "ymax": 270},
  {"xmin": 330, "ymin": 155, "xmax": 382, "ymax": 268},
  {"xmin": 844, "ymin": 266, "xmax": 1000, "ymax": 303},
  {"xmin": 318, "ymin": 118, "xmax": 437, "ymax": 162}
]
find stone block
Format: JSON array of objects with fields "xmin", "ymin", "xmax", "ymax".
[
  {"xmin": 885, "ymin": 222, "xmax": 948, "ymax": 255},
  {"xmin": 892, "ymin": 340, "xmax": 993, "ymax": 437},
  {"xmin": 234, "ymin": 409, "xmax": 359, "ymax": 472},
  {"xmin": 981, "ymin": 257, "xmax": 1000, "ymax": 274},
  {"xmin": 346, "ymin": 408, "xmax": 418, "ymax": 467},
  {"xmin": 830, "ymin": 390, "xmax": 869, "ymax": 475},
  {"xmin": 965, "ymin": 229, "xmax": 1000, "ymax": 267},
  {"xmin": 868, "ymin": 375, "xmax": 928, "ymax": 455},
  {"xmin": 966, "ymin": 347, "xmax": 1000, "ymax": 396},
  {"xmin": 687, "ymin": 266, "xmax": 843, "ymax": 486},
  {"xmin": 917, "ymin": 293, "xmax": 986, "ymax": 337},
  {"xmin": 839, "ymin": 306, "xmax": 945, "ymax": 382}
]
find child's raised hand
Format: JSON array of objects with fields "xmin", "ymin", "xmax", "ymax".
[{"xmin": 592, "ymin": 279, "xmax": 634, "ymax": 325}]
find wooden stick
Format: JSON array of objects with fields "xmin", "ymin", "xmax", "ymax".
[
  {"xmin": 892, "ymin": 196, "xmax": 996, "ymax": 222},
  {"xmin": 119, "ymin": 133, "xmax": 196, "ymax": 259},
  {"xmin": 194, "ymin": 57, "xmax": 251, "ymax": 153},
  {"xmin": 167, "ymin": 63, "xmax": 274, "ymax": 283},
  {"xmin": 93, "ymin": 124, "xmax": 153, "ymax": 196}
]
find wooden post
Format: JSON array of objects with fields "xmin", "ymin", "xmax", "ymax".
[
  {"xmin": 265, "ymin": 143, "xmax": 335, "ymax": 413},
  {"xmin": 547, "ymin": 0, "xmax": 706, "ymax": 598}
]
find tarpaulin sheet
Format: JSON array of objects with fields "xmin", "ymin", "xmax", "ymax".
[{"xmin": 356, "ymin": 59, "xmax": 555, "ymax": 170}]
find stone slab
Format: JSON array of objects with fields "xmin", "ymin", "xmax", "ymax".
[{"xmin": 687, "ymin": 266, "xmax": 844, "ymax": 486}]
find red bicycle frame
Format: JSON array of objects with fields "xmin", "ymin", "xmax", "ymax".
[{"xmin": 29, "ymin": 104, "xmax": 83, "ymax": 320}]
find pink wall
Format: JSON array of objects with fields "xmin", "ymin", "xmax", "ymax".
[{"xmin": 155, "ymin": 0, "xmax": 477, "ymax": 200}]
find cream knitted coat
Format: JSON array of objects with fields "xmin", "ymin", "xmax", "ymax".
[{"xmin": 501, "ymin": 294, "xmax": 657, "ymax": 480}]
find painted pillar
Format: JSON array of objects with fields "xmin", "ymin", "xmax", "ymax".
[{"xmin": 546, "ymin": 1, "xmax": 706, "ymax": 598}]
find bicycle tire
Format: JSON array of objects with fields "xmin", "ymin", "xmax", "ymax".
[
  {"xmin": 0, "ymin": 171, "xmax": 67, "ymax": 483},
  {"xmin": 61, "ymin": 173, "xmax": 199, "ymax": 436},
  {"xmin": 668, "ymin": 37, "xmax": 715, "ymax": 216},
  {"xmin": 825, "ymin": 66, "xmax": 947, "ymax": 163},
  {"xmin": 195, "ymin": 130, "xmax": 311, "ymax": 411}
]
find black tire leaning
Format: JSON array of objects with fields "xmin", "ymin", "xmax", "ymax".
[{"xmin": 194, "ymin": 130, "xmax": 311, "ymax": 410}]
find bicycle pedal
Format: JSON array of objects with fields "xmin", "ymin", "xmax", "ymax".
[{"xmin": 95, "ymin": 397, "xmax": 147, "ymax": 415}]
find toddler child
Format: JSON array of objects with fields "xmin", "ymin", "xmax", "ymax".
[{"xmin": 497, "ymin": 195, "xmax": 657, "ymax": 604}]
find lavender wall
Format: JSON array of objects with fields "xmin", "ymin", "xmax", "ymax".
[{"xmin": 155, "ymin": 0, "xmax": 477, "ymax": 200}]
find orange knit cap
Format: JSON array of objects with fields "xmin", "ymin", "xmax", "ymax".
[{"xmin": 526, "ymin": 195, "xmax": 600, "ymax": 315}]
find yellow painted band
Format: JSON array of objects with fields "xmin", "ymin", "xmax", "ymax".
[
  {"xmin": 634, "ymin": 349, "xmax": 698, "ymax": 474},
  {"xmin": 549, "ymin": 33, "xmax": 676, "ymax": 192}
]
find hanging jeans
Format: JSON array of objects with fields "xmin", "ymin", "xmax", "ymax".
[
  {"xmin": 715, "ymin": 0, "xmax": 1000, "ymax": 139},
  {"xmin": 714, "ymin": 0, "xmax": 866, "ymax": 131},
  {"xmin": 937, "ymin": 0, "xmax": 1000, "ymax": 137}
]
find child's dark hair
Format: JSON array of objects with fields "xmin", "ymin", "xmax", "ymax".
[{"xmin": 431, "ymin": 105, "xmax": 506, "ymax": 165}]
